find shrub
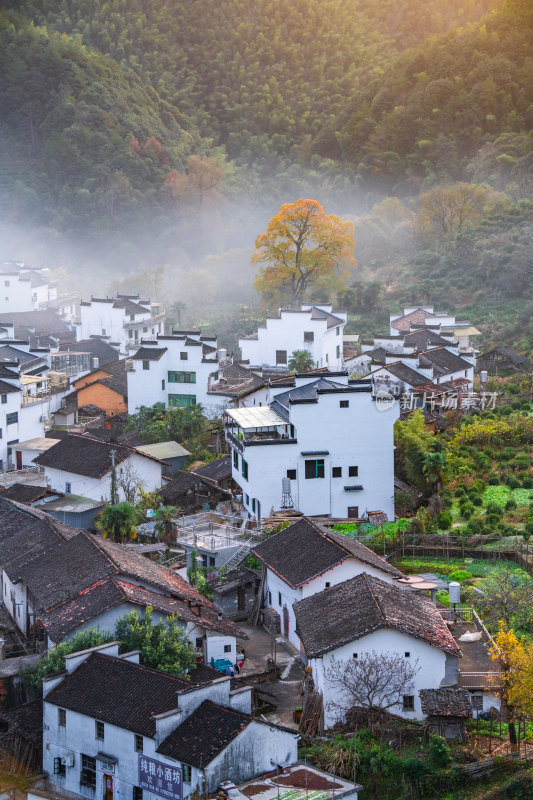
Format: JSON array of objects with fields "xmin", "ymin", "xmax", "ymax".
[
  {"xmin": 437, "ymin": 511, "xmax": 453, "ymax": 530},
  {"xmin": 486, "ymin": 502, "xmax": 503, "ymax": 516},
  {"xmin": 505, "ymin": 498, "xmax": 517, "ymax": 511},
  {"xmin": 455, "ymin": 486, "xmax": 466, "ymax": 497},
  {"xmin": 486, "ymin": 513, "xmax": 502, "ymax": 527},
  {"xmin": 500, "ymin": 447, "xmax": 516, "ymax": 461},
  {"xmin": 522, "ymin": 476, "xmax": 532, "ymax": 489},
  {"xmin": 428, "ymin": 735, "xmax": 451, "ymax": 768},
  {"xmin": 442, "ymin": 496, "xmax": 453, "ymax": 510},
  {"xmin": 512, "ymin": 454, "xmax": 530, "ymax": 470},
  {"xmin": 449, "ymin": 569, "xmax": 473, "ymax": 582},
  {"xmin": 467, "ymin": 517, "xmax": 486, "ymax": 535},
  {"xmin": 507, "ymin": 475, "xmax": 521, "ymax": 489},
  {"xmin": 488, "ymin": 474, "xmax": 500, "ymax": 485},
  {"xmin": 471, "ymin": 479, "xmax": 485, "ymax": 493},
  {"xmin": 471, "ymin": 495, "xmax": 483, "ymax": 506}
]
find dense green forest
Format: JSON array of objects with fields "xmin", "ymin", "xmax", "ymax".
[{"xmin": 0, "ymin": 0, "xmax": 532, "ymax": 351}]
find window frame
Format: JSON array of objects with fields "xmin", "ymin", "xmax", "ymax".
[
  {"xmin": 6, "ymin": 411, "xmax": 18, "ymax": 426},
  {"xmin": 168, "ymin": 370, "xmax": 196, "ymax": 384},
  {"xmin": 275, "ymin": 349, "xmax": 287, "ymax": 365},
  {"xmin": 402, "ymin": 695, "xmax": 415, "ymax": 711},
  {"xmin": 233, "ymin": 449, "xmax": 239, "ymax": 469},
  {"xmin": 134, "ymin": 734, "xmax": 143, "ymax": 753},
  {"xmin": 286, "ymin": 468, "xmax": 296, "ymax": 480},
  {"xmin": 95, "ymin": 720, "xmax": 105, "ymax": 741},
  {"xmin": 80, "ymin": 754, "xmax": 97, "ymax": 788},
  {"xmin": 53, "ymin": 756, "xmax": 66, "ymax": 776},
  {"xmin": 339, "ymin": 400, "xmax": 349, "ymax": 408},
  {"xmin": 348, "ymin": 465, "xmax": 359, "ymax": 477},
  {"xmin": 180, "ymin": 352, "xmax": 188, "ymax": 361},
  {"xmin": 242, "ymin": 459, "xmax": 248, "ymax": 480},
  {"xmin": 142, "ymin": 360, "xmax": 150, "ymax": 370},
  {"xmin": 332, "ymin": 466, "xmax": 342, "ymax": 478},
  {"xmin": 305, "ymin": 458, "xmax": 325, "ymax": 479},
  {"xmin": 303, "ymin": 331, "xmax": 314, "ymax": 343},
  {"xmin": 168, "ymin": 393, "xmax": 196, "ymax": 408},
  {"xmin": 182, "ymin": 765, "xmax": 192, "ymax": 783},
  {"xmin": 58, "ymin": 708, "xmax": 66, "ymax": 727},
  {"xmin": 133, "ymin": 788, "xmax": 143, "ymax": 800}
]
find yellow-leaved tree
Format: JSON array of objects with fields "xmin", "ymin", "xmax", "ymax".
[
  {"xmin": 251, "ymin": 199, "xmax": 356, "ymax": 307},
  {"xmin": 490, "ymin": 623, "xmax": 533, "ymax": 749}
]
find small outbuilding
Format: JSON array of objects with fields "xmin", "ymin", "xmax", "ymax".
[
  {"xmin": 419, "ymin": 687, "xmax": 472, "ymax": 742},
  {"xmin": 135, "ymin": 440, "xmax": 190, "ymax": 476}
]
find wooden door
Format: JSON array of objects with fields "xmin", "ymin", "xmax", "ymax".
[
  {"xmin": 104, "ymin": 775, "xmax": 113, "ymax": 800},
  {"xmin": 347, "ymin": 506, "xmax": 359, "ymax": 518},
  {"xmin": 282, "ymin": 605, "xmax": 289, "ymax": 637},
  {"xmin": 16, "ymin": 451, "xmax": 22, "ymax": 470}
]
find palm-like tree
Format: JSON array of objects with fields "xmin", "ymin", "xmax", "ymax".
[
  {"xmin": 422, "ymin": 451, "xmax": 448, "ymax": 491},
  {"xmin": 154, "ymin": 505, "xmax": 178, "ymax": 544},
  {"xmin": 97, "ymin": 502, "xmax": 138, "ymax": 543},
  {"xmin": 288, "ymin": 350, "xmax": 315, "ymax": 373}
]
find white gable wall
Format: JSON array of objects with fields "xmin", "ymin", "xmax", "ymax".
[{"xmin": 310, "ymin": 627, "xmax": 452, "ymax": 728}]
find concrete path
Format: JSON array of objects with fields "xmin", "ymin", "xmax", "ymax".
[{"xmin": 237, "ymin": 622, "xmax": 305, "ymax": 728}]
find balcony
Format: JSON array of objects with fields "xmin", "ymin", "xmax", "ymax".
[{"xmin": 224, "ymin": 406, "xmax": 296, "ymax": 450}]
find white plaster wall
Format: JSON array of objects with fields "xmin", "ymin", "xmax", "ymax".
[
  {"xmin": 0, "ymin": 276, "xmax": 33, "ymax": 313},
  {"xmin": 127, "ymin": 339, "xmax": 219, "ymax": 416},
  {"xmin": 43, "ymin": 453, "xmax": 162, "ymax": 501},
  {"xmin": 2, "ymin": 568, "xmax": 28, "ymax": 634},
  {"xmin": 240, "ymin": 309, "xmax": 345, "ymax": 370},
  {"xmin": 311, "ymin": 627, "xmax": 450, "ymax": 728},
  {"xmin": 230, "ymin": 389, "xmax": 397, "ymax": 521},
  {"xmin": 0, "ymin": 390, "xmax": 21, "ymax": 468}
]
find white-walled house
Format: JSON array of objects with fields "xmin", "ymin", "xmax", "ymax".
[
  {"xmin": 0, "ymin": 262, "xmax": 57, "ymax": 313},
  {"xmin": 293, "ymin": 574, "xmax": 462, "ymax": 728},
  {"xmin": 34, "ymin": 434, "xmax": 165, "ymax": 501},
  {"xmin": 127, "ymin": 333, "xmax": 221, "ymax": 416},
  {"xmin": 0, "ymin": 498, "xmax": 244, "ymax": 662},
  {"xmin": 389, "ymin": 306, "xmax": 480, "ymax": 355},
  {"xmin": 252, "ymin": 518, "xmax": 404, "ymax": 650},
  {"xmin": 77, "ymin": 295, "xmax": 165, "ymax": 355},
  {"xmin": 225, "ymin": 376, "xmax": 398, "ymax": 520},
  {"xmin": 240, "ymin": 305, "xmax": 347, "ymax": 370},
  {"xmin": 43, "ymin": 642, "xmax": 298, "ymax": 799}
]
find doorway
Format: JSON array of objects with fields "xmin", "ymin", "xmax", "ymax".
[
  {"xmin": 282, "ymin": 605, "xmax": 289, "ymax": 637},
  {"xmin": 104, "ymin": 774, "xmax": 113, "ymax": 800},
  {"xmin": 347, "ymin": 506, "xmax": 359, "ymax": 518},
  {"xmin": 16, "ymin": 451, "xmax": 22, "ymax": 471}
]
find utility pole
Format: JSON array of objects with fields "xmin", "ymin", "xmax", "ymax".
[{"xmin": 110, "ymin": 449, "xmax": 118, "ymax": 505}]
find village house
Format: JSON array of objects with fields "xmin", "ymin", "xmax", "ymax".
[
  {"xmin": 127, "ymin": 331, "xmax": 221, "ymax": 415},
  {"xmin": 293, "ymin": 574, "xmax": 462, "ymax": 728},
  {"xmin": 33, "ymin": 434, "xmax": 166, "ymax": 501},
  {"xmin": 0, "ymin": 262, "xmax": 57, "ymax": 314},
  {"xmin": 65, "ymin": 360, "xmax": 128, "ymax": 418},
  {"xmin": 57, "ymin": 338, "xmax": 121, "ymax": 369},
  {"xmin": 0, "ymin": 312, "xmax": 75, "ymax": 348},
  {"xmin": 252, "ymin": 518, "xmax": 404, "ymax": 649},
  {"xmin": 225, "ymin": 375, "xmax": 398, "ymax": 520},
  {"xmin": 42, "ymin": 641, "xmax": 298, "ymax": 800},
  {"xmin": 239, "ymin": 304, "xmax": 347, "ymax": 370},
  {"xmin": 0, "ymin": 498, "xmax": 244, "ymax": 664},
  {"xmin": 389, "ymin": 306, "xmax": 480, "ymax": 354},
  {"xmin": 135, "ymin": 442, "xmax": 190, "ymax": 477},
  {"xmin": 77, "ymin": 295, "xmax": 165, "ymax": 356}
]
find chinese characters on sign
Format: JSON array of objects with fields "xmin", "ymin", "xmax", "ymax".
[
  {"xmin": 399, "ymin": 390, "xmax": 498, "ymax": 413},
  {"xmin": 138, "ymin": 755, "xmax": 182, "ymax": 800}
]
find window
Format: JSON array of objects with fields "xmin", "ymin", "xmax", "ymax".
[
  {"xmin": 303, "ymin": 331, "xmax": 314, "ymax": 343},
  {"xmin": 134, "ymin": 734, "xmax": 143, "ymax": 753},
  {"xmin": 340, "ymin": 400, "xmax": 349, "ymax": 408},
  {"xmin": 252, "ymin": 498, "xmax": 256, "ymax": 513},
  {"xmin": 130, "ymin": 315, "xmax": 135, "ymax": 321},
  {"xmin": 404, "ymin": 652, "xmax": 410, "ymax": 658},
  {"xmin": 278, "ymin": 592, "xmax": 282, "ymax": 606},
  {"xmin": 182, "ymin": 765, "xmax": 192, "ymax": 783},
  {"xmin": 143, "ymin": 327, "xmax": 147, "ymax": 333},
  {"xmin": 325, "ymin": 582, "xmax": 330, "ymax": 588},
  {"xmin": 168, "ymin": 394, "xmax": 196, "ymax": 408},
  {"xmin": 336, "ymin": 327, "xmax": 340, "ymax": 336},
  {"xmin": 168, "ymin": 370, "xmax": 196, "ymax": 383},
  {"xmin": 242, "ymin": 459, "xmax": 248, "ymax": 480},
  {"xmin": 348, "ymin": 466, "xmax": 359, "ymax": 477},
  {"xmin": 268, "ymin": 591, "xmax": 272, "ymax": 605},
  {"xmin": 101, "ymin": 329, "xmax": 106, "ymax": 336},
  {"xmin": 464, "ymin": 370, "xmax": 468, "ymax": 377},
  {"xmin": 142, "ymin": 360, "xmax": 150, "ymax": 370},
  {"xmin": 245, "ymin": 494, "xmax": 249, "ymax": 506},
  {"xmin": 65, "ymin": 482, "xmax": 71, "ymax": 494},
  {"xmin": 4, "ymin": 280, "xmax": 9, "ymax": 287},
  {"xmin": 128, "ymin": 330, "xmax": 133, "ymax": 338},
  {"xmin": 336, "ymin": 345, "xmax": 340, "ymax": 358},
  {"xmin": 1, "ymin": 394, "xmax": 6, "ymax": 404},
  {"xmin": 6, "ymin": 412, "xmax": 18, "ymax": 425},
  {"xmin": 95, "ymin": 720, "xmax": 104, "ymax": 740},
  {"xmin": 224, "ymin": 644, "xmax": 231, "ymax": 653},
  {"xmin": 347, "ymin": 506, "xmax": 359, "ymax": 518},
  {"xmin": 53, "ymin": 757, "xmax": 66, "ymax": 776},
  {"xmin": 332, "ymin": 467, "xmax": 342, "ymax": 478},
  {"xmin": 402, "ymin": 696, "xmax": 415, "ymax": 711},
  {"xmin": 276, "ymin": 350, "xmax": 287, "ymax": 365},
  {"xmin": 133, "ymin": 788, "xmax": 143, "ymax": 800},
  {"xmin": 352, "ymin": 653, "xmax": 358, "ymax": 659},
  {"xmin": 471, "ymin": 695, "xmax": 483, "ymax": 712},
  {"xmin": 58, "ymin": 708, "xmax": 66, "ymax": 727},
  {"xmin": 180, "ymin": 352, "xmax": 188, "ymax": 360},
  {"xmin": 80, "ymin": 754, "xmax": 97, "ymax": 788},
  {"xmin": 305, "ymin": 459, "xmax": 325, "ymax": 479},
  {"xmin": 0, "ymin": 429, "xmax": 3, "ymax": 440},
  {"xmin": 233, "ymin": 449, "xmax": 239, "ymax": 469},
  {"xmin": 195, "ymin": 637, "xmax": 203, "ymax": 649},
  {"xmin": 161, "ymin": 379, "xmax": 165, "ymax": 390},
  {"xmin": 286, "ymin": 469, "xmax": 296, "ymax": 480}
]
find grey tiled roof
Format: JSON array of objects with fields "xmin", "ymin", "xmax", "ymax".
[{"xmin": 293, "ymin": 573, "xmax": 462, "ymax": 658}]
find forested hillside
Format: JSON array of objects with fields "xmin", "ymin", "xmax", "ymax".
[{"xmin": 0, "ymin": 0, "xmax": 532, "ymax": 352}]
